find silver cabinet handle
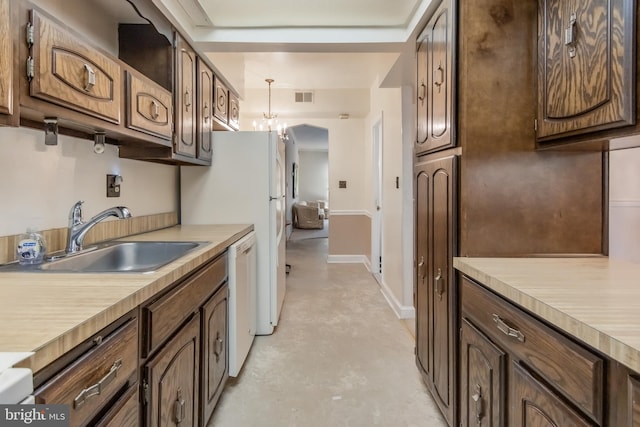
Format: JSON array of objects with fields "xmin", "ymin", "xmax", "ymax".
[
  {"xmin": 203, "ymin": 102, "xmax": 209, "ymax": 122},
  {"xmin": 493, "ymin": 314, "xmax": 525, "ymax": 342},
  {"xmin": 417, "ymin": 256, "xmax": 425, "ymax": 281},
  {"xmin": 471, "ymin": 384, "xmax": 484, "ymax": 423},
  {"xmin": 83, "ymin": 64, "xmax": 95, "ymax": 92},
  {"xmin": 435, "ymin": 268, "xmax": 444, "ymax": 300},
  {"xmin": 565, "ymin": 12, "xmax": 577, "ymax": 58},
  {"xmin": 150, "ymin": 100, "xmax": 159, "ymax": 120},
  {"xmin": 434, "ymin": 63, "xmax": 444, "ymax": 91},
  {"xmin": 418, "ymin": 81, "xmax": 426, "ymax": 102},
  {"xmin": 173, "ymin": 388, "xmax": 185, "ymax": 425},
  {"xmin": 213, "ymin": 331, "xmax": 224, "ymax": 362},
  {"xmin": 184, "ymin": 88, "xmax": 192, "ymax": 112},
  {"xmin": 73, "ymin": 359, "xmax": 122, "ymax": 409}
]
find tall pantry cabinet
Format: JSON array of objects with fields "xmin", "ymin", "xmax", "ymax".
[{"xmin": 414, "ymin": 1, "xmax": 606, "ymax": 426}]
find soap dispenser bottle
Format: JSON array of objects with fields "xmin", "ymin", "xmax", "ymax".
[{"xmin": 16, "ymin": 228, "xmax": 46, "ymax": 265}]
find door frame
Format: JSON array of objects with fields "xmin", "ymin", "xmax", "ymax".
[{"xmin": 371, "ymin": 114, "xmax": 383, "ymax": 283}]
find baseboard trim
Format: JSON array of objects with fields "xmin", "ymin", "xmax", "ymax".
[
  {"xmin": 379, "ymin": 280, "xmax": 415, "ymax": 319},
  {"xmin": 327, "ymin": 254, "xmax": 369, "ymax": 264}
]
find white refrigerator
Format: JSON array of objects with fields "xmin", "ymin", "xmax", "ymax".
[{"xmin": 180, "ymin": 131, "xmax": 287, "ymax": 335}]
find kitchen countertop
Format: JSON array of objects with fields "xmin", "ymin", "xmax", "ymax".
[
  {"xmin": 0, "ymin": 224, "xmax": 252, "ymax": 373},
  {"xmin": 454, "ymin": 256, "xmax": 640, "ymax": 373}
]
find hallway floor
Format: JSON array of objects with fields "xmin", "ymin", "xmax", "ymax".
[{"xmin": 209, "ymin": 238, "xmax": 446, "ymax": 427}]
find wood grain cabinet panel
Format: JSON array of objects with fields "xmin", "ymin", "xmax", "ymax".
[
  {"xmin": 29, "ymin": 9, "xmax": 121, "ymax": 124},
  {"xmin": 460, "ymin": 319, "xmax": 505, "ymax": 427},
  {"xmin": 200, "ymin": 284, "xmax": 228, "ymax": 426},
  {"xmin": 414, "ymin": 154, "xmax": 457, "ymax": 425},
  {"xmin": 125, "ymin": 71, "xmax": 172, "ymax": 140},
  {"xmin": 228, "ymin": 93, "xmax": 240, "ymax": 130},
  {"xmin": 510, "ymin": 361, "xmax": 594, "ymax": 427},
  {"xmin": 461, "ymin": 276, "xmax": 603, "ymax": 423},
  {"xmin": 537, "ymin": 0, "xmax": 635, "ymax": 140},
  {"xmin": 175, "ymin": 34, "xmax": 197, "ymax": 157},
  {"xmin": 197, "ymin": 58, "xmax": 213, "ymax": 161},
  {"xmin": 415, "ymin": 0, "xmax": 454, "ymax": 155},
  {"xmin": 629, "ymin": 375, "xmax": 640, "ymax": 426},
  {"xmin": 35, "ymin": 318, "xmax": 138, "ymax": 427},
  {"xmin": 95, "ymin": 386, "xmax": 139, "ymax": 427},
  {"xmin": 145, "ymin": 314, "xmax": 199, "ymax": 427},
  {"xmin": 214, "ymin": 78, "xmax": 229, "ymax": 124},
  {"xmin": 0, "ymin": 0, "xmax": 13, "ymax": 117},
  {"xmin": 143, "ymin": 255, "xmax": 227, "ymax": 357}
]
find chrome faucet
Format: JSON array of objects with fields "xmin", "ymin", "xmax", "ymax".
[{"xmin": 66, "ymin": 201, "xmax": 132, "ymax": 254}]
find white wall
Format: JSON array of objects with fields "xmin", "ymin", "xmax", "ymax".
[
  {"xmin": 0, "ymin": 127, "xmax": 178, "ymax": 236},
  {"xmin": 609, "ymin": 145, "xmax": 640, "ymax": 264},
  {"xmin": 366, "ymin": 85, "xmax": 414, "ymax": 318},
  {"xmin": 298, "ymin": 151, "xmax": 328, "ymax": 202}
]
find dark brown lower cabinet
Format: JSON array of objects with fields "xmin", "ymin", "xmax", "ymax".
[
  {"xmin": 200, "ymin": 284, "xmax": 229, "ymax": 426},
  {"xmin": 459, "ymin": 319, "xmax": 505, "ymax": 427},
  {"xmin": 145, "ymin": 314, "xmax": 200, "ymax": 427},
  {"xmin": 415, "ymin": 153, "xmax": 457, "ymax": 425},
  {"xmin": 510, "ymin": 362, "xmax": 593, "ymax": 427}
]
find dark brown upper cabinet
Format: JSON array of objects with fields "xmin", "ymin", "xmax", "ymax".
[
  {"xmin": 537, "ymin": 0, "xmax": 635, "ymax": 141},
  {"xmin": 197, "ymin": 58, "xmax": 214, "ymax": 161},
  {"xmin": 0, "ymin": 0, "xmax": 17, "ymax": 125},
  {"xmin": 416, "ymin": 0, "xmax": 455, "ymax": 156},
  {"xmin": 174, "ymin": 34, "xmax": 197, "ymax": 158}
]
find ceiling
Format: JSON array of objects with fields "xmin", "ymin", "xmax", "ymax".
[{"xmin": 154, "ymin": 0, "xmax": 437, "ymax": 149}]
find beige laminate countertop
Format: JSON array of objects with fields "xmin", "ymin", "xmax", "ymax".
[
  {"xmin": 454, "ymin": 257, "xmax": 640, "ymax": 373},
  {"xmin": 0, "ymin": 224, "xmax": 253, "ymax": 373}
]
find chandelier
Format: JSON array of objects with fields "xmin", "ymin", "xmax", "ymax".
[{"xmin": 252, "ymin": 78, "xmax": 289, "ymax": 141}]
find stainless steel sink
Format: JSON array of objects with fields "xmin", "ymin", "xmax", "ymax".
[{"xmin": 0, "ymin": 241, "xmax": 209, "ymax": 273}]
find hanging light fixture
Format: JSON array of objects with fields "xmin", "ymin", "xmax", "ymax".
[{"xmin": 253, "ymin": 78, "xmax": 289, "ymax": 141}]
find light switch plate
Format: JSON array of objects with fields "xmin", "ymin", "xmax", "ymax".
[{"xmin": 107, "ymin": 175, "xmax": 120, "ymax": 197}]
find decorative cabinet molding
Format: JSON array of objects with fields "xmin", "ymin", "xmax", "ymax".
[
  {"xmin": 416, "ymin": 0, "xmax": 454, "ymax": 155},
  {"xmin": 174, "ymin": 34, "xmax": 197, "ymax": 158},
  {"xmin": 125, "ymin": 70, "xmax": 172, "ymax": 140},
  {"xmin": 197, "ymin": 58, "xmax": 214, "ymax": 161},
  {"xmin": 537, "ymin": 0, "xmax": 635, "ymax": 141},
  {"xmin": 214, "ymin": 78, "xmax": 229, "ymax": 124},
  {"xmin": 415, "ymin": 154, "xmax": 457, "ymax": 426},
  {"xmin": 29, "ymin": 9, "xmax": 121, "ymax": 124},
  {"xmin": 228, "ymin": 92, "xmax": 240, "ymax": 130}
]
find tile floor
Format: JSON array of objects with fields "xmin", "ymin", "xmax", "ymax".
[{"xmin": 209, "ymin": 237, "xmax": 447, "ymax": 427}]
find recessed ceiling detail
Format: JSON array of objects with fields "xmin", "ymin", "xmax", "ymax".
[{"xmin": 196, "ymin": 0, "xmax": 422, "ymax": 29}]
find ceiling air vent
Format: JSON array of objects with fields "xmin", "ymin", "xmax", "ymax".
[{"xmin": 295, "ymin": 91, "xmax": 314, "ymax": 103}]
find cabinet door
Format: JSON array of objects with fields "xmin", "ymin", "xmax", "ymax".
[
  {"xmin": 229, "ymin": 93, "xmax": 240, "ymax": 130},
  {"xmin": 537, "ymin": 0, "xmax": 634, "ymax": 140},
  {"xmin": 214, "ymin": 78, "xmax": 229, "ymax": 124},
  {"xmin": 414, "ymin": 154, "xmax": 457, "ymax": 425},
  {"xmin": 29, "ymin": 9, "xmax": 121, "ymax": 124},
  {"xmin": 125, "ymin": 70, "xmax": 172, "ymax": 140},
  {"xmin": 460, "ymin": 319, "xmax": 505, "ymax": 427},
  {"xmin": 510, "ymin": 362, "xmax": 594, "ymax": 427},
  {"xmin": 197, "ymin": 58, "xmax": 213, "ymax": 161},
  {"xmin": 200, "ymin": 284, "xmax": 228, "ymax": 426},
  {"xmin": 175, "ymin": 34, "xmax": 197, "ymax": 157},
  {"xmin": 415, "ymin": 0, "xmax": 454, "ymax": 155},
  {"xmin": 0, "ymin": 0, "xmax": 13, "ymax": 118},
  {"xmin": 629, "ymin": 375, "xmax": 640, "ymax": 426},
  {"xmin": 146, "ymin": 314, "xmax": 199, "ymax": 427}
]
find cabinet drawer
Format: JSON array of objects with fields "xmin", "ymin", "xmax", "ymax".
[
  {"xmin": 144, "ymin": 255, "xmax": 227, "ymax": 356},
  {"xmin": 94, "ymin": 385, "xmax": 138, "ymax": 427},
  {"xmin": 460, "ymin": 276, "xmax": 603, "ymax": 423},
  {"xmin": 35, "ymin": 317, "xmax": 138, "ymax": 427},
  {"xmin": 125, "ymin": 70, "xmax": 172, "ymax": 140},
  {"xmin": 29, "ymin": 9, "xmax": 121, "ymax": 124}
]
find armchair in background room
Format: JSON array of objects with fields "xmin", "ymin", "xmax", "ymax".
[{"xmin": 293, "ymin": 201, "xmax": 325, "ymax": 229}]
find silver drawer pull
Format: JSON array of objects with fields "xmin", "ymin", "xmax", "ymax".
[
  {"xmin": 492, "ymin": 314, "xmax": 525, "ymax": 342},
  {"xmin": 73, "ymin": 359, "xmax": 122, "ymax": 409},
  {"xmin": 83, "ymin": 64, "xmax": 95, "ymax": 92},
  {"xmin": 150, "ymin": 100, "xmax": 160, "ymax": 120}
]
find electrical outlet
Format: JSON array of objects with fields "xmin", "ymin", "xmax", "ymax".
[
  {"xmin": 107, "ymin": 174, "xmax": 121, "ymax": 197},
  {"xmin": 339, "ymin": 180, "xmax": 347, "ymax": 189}
]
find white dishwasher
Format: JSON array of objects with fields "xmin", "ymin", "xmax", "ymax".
[{"xmin": 228, "ymin": 231, "xmax": 257, "ymax": 377}]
